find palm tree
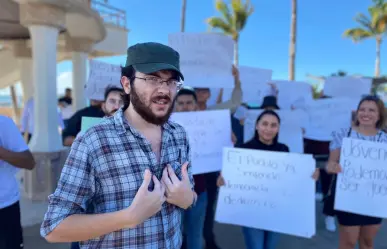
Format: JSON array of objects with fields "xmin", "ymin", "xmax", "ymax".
[
  {"xmin": 344, "ymin": 1, "xmax": 387, "ymax": 77},
  {"xmin": 289, "ymin": 0, "xmax": 297, "ymax": 80},
  {"xmin": 206, "ymin": 0, "xmax": 254, "ymax": 65},
  {"xmin": 180, "ymin": 0, "xmax": 187, "ymax": 32}
]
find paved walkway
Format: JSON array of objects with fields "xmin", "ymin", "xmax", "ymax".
[{"xmin": 22, "ymin": 203, "xmax": 387, "ymax": 249}]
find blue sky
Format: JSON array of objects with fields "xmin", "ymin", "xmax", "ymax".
[
  {"xmin": 100, "ymin": 0, "xmax": 386, "ymax": 80},
  {"xmin": 91, "ymin": 0, "xmax": 385, "ymax": 78},
  {"xmin": 4, "ymin": 0, "xmax": 383, "ymax": 96}
]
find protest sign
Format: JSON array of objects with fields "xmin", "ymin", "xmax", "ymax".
[
  {"xmin": 85, "ymin": 60, "xmax": 122, "ymax": 101},
  {"xmin": 168, "ymin": 33, "xmax": 234, "ymax": 88},
  {"xmin": 81, "ymin": 117, "xmax": 103, "ymax": 132},
  {"xmin": 324, "ymin": 76, "xmax": 372, "ymax": 98},
  {"xmin": 216, "ymin": 147, "xmax": 316, "ymax": 238},
  {"xmin": 222, "ymin": 66, "xmax": 273, "ymax": 105},
  {"xmin": 303, "ymin": 98, "xmax": 359, "ymax": 141},
  {"xmin": 334, "ymin": 138, "xmax": 387, "ymax": 218},
  {"xmin": 273, "ymin": 80, "xmax": 313, "ymax": 109},
  {"xmin": 170, "ymin": 109, "xmax": 232, "ymax": 174}
]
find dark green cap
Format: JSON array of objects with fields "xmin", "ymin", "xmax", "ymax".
[{"xmin": 125, "ymin": 42, "xmax": 184, "ymax": 80}]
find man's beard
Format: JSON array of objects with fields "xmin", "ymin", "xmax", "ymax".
[
  {"xmin": 129, "ymin": 86, "xmax": 174, "ymax": 125},
  {"xmin": 107, "ymin": 109, "xmax": 118, "ymax": 116}
]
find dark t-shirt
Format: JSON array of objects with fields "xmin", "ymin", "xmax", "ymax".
[
  {"xmin": 62, "ymin": 105, "xmax": 104, "ymax": 141},
  {"xmin": 303, "ymin": 139, "xmax": 330, "ymax": 162},
  {"xmin": 58, "ymin": 96, "xmax": 72, "ymax": 105},
  {"xmin": 193, "ymin": 174, "xmax": 207, "ymax": 195}
]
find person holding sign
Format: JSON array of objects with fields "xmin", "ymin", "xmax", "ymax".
[
  {"xmin": 41, "ymin": 42, "xmax": 196, "ymax": 249},
  {"xmin": 194, "ymin": 65, "xmax": 241, "ymax": 249},
  {"xmin": 174, "ymin": 87, "xmax": 208, "ymax": 249},
  {"xmin": 217, "ymin": 110, "xmax": 319, "ymax": 249},
  {"xmin": 326, "ymin": 95, "xmax": 387, "ymax": 249}
]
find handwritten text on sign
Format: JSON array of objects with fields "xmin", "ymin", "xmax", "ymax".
[
  {"xmin": 170, "ymin": 109, "xmax": 232, "ymax": 175},
  {"xmin": 85, "ymin": 60, "xmax": 122, "ymax": 101},
  {"xmin": 216, "ymin": 148, "xmax": 316, "ymax": 238},
  {"xmin": 168, "ymin": 33, "xmax": 234, "ymax": 88},
  {"xmin": 335, "ymin": 138, "xmax": 387, "ymax": 218}
]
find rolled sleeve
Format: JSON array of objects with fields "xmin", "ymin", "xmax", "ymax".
[
  {"xmin": 329, "ymin": 128, "xmax": 347, "ymax": 151},
  {"xmin": 40, "ymin": 136, "xmax": 96, "ymax": 237},
  {"xmin": 1, "ymin": 117, "xmax": 29, "ymax": 152}
]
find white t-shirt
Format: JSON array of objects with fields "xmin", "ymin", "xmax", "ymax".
[
  {"xmin": 0, "ymin": 115, "xmax": 29, "ymax": 208},
  {"xmin": 20, "ymin": 98, "xmax": 65, "ymax": 134}
]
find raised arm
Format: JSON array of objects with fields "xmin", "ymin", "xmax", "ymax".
[{"xmin": 208, "ymin": 65, "xmax": 242, "ymax": 113}]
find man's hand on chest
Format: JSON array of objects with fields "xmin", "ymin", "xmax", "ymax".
[{"xmin": 161, "ymin": 162, "xmax": 194, "ymax": 209}]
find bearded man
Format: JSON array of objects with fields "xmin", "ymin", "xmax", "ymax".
[{"xmin": 41, "ymin": 42, "xmax": 195, "ymax": 249}]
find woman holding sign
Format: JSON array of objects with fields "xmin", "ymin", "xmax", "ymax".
[
  {"xmin": 326, "ymin": 95, "xmax": 387, "ymax": 249},
  {"xmin": 217, "ymin": 110, "xmax": 319, "ymax": 249}
]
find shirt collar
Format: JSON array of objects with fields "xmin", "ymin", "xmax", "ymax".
[{"xmin": 113, "ymin": 107, "xmax": 176, "ymax": 136}]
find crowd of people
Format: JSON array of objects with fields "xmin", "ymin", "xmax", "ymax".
[{"xmin": 0, "ymin": 41, "xmax": 386, "ymax": 249}]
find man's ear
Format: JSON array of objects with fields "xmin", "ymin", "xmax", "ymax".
[
  {"xmin": 121, "ymin": 76, "xmax": 131, "ymax": 94},
  {"xmin": 101, "ymin": 102, "xmax": 106, "ymax": 113}
]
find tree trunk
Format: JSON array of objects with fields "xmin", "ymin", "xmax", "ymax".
[
  {"xmin": 180, "ymin": 0, "xmax": 187, "ymax": 32},
  {"xmin": 375, "ymin": 37, "xmax": 381, "ymax": 77},
  {"xmin": 288, "ymin": 0, "xmax": 297, "ymax": 81},
  {"xmin": 234, "ymin": 39, "xmax": 239, "ymax": 66}
]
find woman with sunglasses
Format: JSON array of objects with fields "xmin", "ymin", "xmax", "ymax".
[
  {"xmin": 217, "ymin": 110, "xmax": 319, "ymax": 249},
  {"xmin": 326, "ymin": 95, "xmax": 387, "ymax": 249}
]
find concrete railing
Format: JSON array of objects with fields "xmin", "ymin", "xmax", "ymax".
[{"xmin": 91, "ymin": 0, "xmax": 127, "ymax": 29}]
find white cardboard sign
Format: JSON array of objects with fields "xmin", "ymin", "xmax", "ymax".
[
  {"xmin": 216, "ymin": 147, "xmax": 316, "ymax": 238},
  {"xmin": 335, "ymin": 138, "xmax": 387, "ymax": 218}
]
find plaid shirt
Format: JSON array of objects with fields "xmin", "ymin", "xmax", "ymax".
[{"xmin": 41, "ymin": 108, "xmax": 193, "ymax": 249}]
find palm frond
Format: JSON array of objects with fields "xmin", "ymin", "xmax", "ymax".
[
  {"xmin": 207, "ymin": 0, "xmax": 253, "ymax": 41},
  {"xmin": 343, "ymin": 28, "xmax": 373, "ymax": 42},
  {"xmin": 354, "ymin": 13, "xmax": 373, "ymax": 31},
  {"xmin": 231, "ymin": 0, "xmax": 254, "ymax": 31},
  {"xmin": 368, "ymin": 3, "xmax": 387, "ymax": 33},
  {"xmin": 215, "ymin": 0, "xmax": 233, "ymax": 26},
  {"xmin": 206, "ymin": 17, "xmax": 233, "ymax": 35},
  {"xmin": 375, "ymin": 14, "xmax": 387, "ymax": 31}
]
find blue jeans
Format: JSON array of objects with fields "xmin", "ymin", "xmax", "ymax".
[
  {"xmin": 242, "ymin": 227, "xmax": 280, "ymax": 249},
  {"xmin": 183, "ymin": 191, "xmax": 208, "ymax": 249}
]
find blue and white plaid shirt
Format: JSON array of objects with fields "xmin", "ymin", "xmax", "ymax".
[{"xmin": 41, "ymin": 108, "xmax": 193, "ymax": 249}]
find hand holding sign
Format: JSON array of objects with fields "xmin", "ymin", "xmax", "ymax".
[
  {"xmin": 326, "ymin": 161, "xmax": 342, "ymax": 174},
  {"xmin": 312, "ymin": 168, "xmax": 320, "ymax": 181},
  {"xmin": 217, "ymin": 173, "xmax": 225, "ymax": 187},
  {"xmin": 162, "ymin": 163, "xmax": 194, "ymax": 209}
]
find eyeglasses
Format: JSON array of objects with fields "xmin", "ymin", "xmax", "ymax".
[
  {"xmin": 135, "ymin": 76, "xmax": 182, "ymax": 91},
  {"xmin": 107, "ymin": 98, "xmax": 123, "ymax": 106}
]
